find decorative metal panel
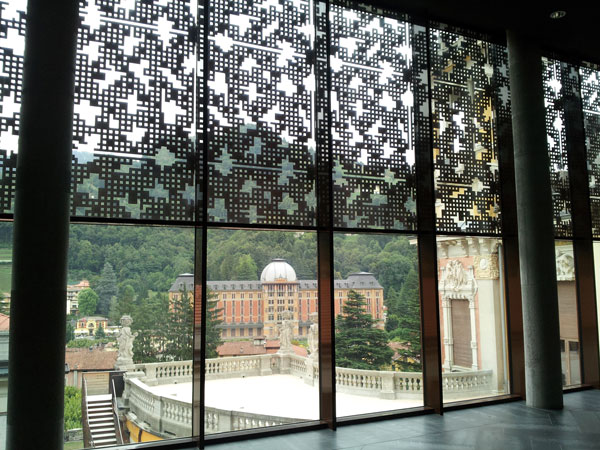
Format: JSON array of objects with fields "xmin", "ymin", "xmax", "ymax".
[
  {"xmin": 0, "ymin": 0, "xmax": 197, "ymax": 220},
  {"xmin": 430, "ymin": 30, "xmax": 501, "ymax": 233},
  {"xmin": 329, "ymin": 4, "xmax": 416, "ymax": 230},
  {"xmin": 580, "ymin": 66, "xmax": 600, "ymax": 238},
  {"xmin": 71, "ymin": 0, "xmax": 197, "ymax": 220},
  {"xmin": 207, "ymin": 0, "xmax": 316, "ymax": 226},
  {"xmin": 542, "ymin": 58, "xmax": 572, "ymax": 237},
  {"xmin": 0, "ymin": 1, "xmax": 25, "ymax": 214},
  {"xmin": 315, "ymin": 0, "xmax": 331, "ymax": 227}
]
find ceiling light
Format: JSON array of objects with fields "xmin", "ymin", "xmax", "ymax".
[{"xmin": 549, "ymin": 10, "xmax": 567, "ymax": 19}]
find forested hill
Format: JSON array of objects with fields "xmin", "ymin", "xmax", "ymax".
[{"xmin": 0, "ymin": 222, "xmax": 418, "ymax": 303}]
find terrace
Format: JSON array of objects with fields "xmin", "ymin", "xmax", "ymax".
[{"xmin": 116, "ymin": 353, "xmax": 495, "ymax": 441}]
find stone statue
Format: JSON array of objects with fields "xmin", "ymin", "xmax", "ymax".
[
  {"xmin": 278, "ymin": 311, "xmax": 294, "ymax": 354},
  {"xmin": 444, "ymin": 260, "xmax": 467, "ymax": 291},
  {"xmin": 556, "ymin": 251, "xmax": 575, "ymax": 281},
  {"xmin": 116, "ymin": 315, "xmax": 138, "ymax": 370},
  {"xmin": 307, "ymin": 312, "xmax": 318, "ymax": 360}
]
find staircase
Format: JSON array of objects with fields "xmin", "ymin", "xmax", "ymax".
[{"xmin": 86, "ymin": 394, "xmax": 118, "ymax": 447}]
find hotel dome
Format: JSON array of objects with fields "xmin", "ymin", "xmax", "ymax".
[{"xmin": 260, "ymin": 258, "xmax": 297, "ymax": 282}]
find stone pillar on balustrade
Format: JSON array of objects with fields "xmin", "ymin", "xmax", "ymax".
[
  {"xmin": 305, "ymin": 312, "xmax": 319, "ymax": 386},
  {"xmin": 277, "ymin": 310, "xmax": 296, "ymax": 374}
]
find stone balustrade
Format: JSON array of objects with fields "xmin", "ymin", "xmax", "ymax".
[
  {"xmin": 124, "ymin": 355, "xmax": 495, "ymax": 438},
  {"xmin": 205, "ymin": 407, "xmax": 301, "ymax": 434},
  {"xmin": 135, "ymin": 360, "xmax": 194, "ymax": 386},
  {"xmin": 442, "ymin": 369, "xmax": 494, "ymax": 400}
]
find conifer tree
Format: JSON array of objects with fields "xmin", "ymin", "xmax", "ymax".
[
  {"xmin": 335, "ymin": 289, "xmax": 393, "ymax": 370},
  {"xmin": 95, "ymin": 323, "xmax": 106, "ymax": 338},
  {"xmin": 389, "ymin": 267, "xmax": 422, "ymax": 371},
  {"xmin": 164, "ymin": 287, "xmax": 194, "ymax": 361},
  {"xmin": 96, "ymin": 262, "xmax": 118, "ymax": 316},
  {"xmin": 205, "ymin": 289, "xmax": 223, "ymax": 358}
]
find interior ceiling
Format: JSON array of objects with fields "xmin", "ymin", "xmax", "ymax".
[{"xmin": 370, "ymin": 0, "xmax": 600, "ymax": 65}]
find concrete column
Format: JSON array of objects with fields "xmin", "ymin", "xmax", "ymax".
[
  {"xmin": 6, "ymin": 1, "xmax": 79, "ymax": 449},
  {"xmin": 507, "ymin": 30, "xmax": 563, "ymax": 409}
]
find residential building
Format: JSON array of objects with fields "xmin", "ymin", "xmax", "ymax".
[
  {"xmin": 65, "ymin": 279, "xmax": 90, "ymax": 315},
  {"xmin": 75, "ymin": 316, "xmax": 109, "ymax": 338}
]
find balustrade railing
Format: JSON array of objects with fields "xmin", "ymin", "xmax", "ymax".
[
  {"xmin": 125, "ymin": 355, "xmax": 495, "ymax": 437},
  {"xmin": 204, "ymin": 406, "xmax": 301, "ymax": 434}
]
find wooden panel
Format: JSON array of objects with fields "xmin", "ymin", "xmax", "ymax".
[
  {"xmin": 84, "ymin": 372, "xmax": 109, "ymax": 395},
  {"xmin": 558, "ymin": 281, "xmax": 579, "ymax": 341},
  {"xmin": 451, "ymin": 299, "xmax": 472, "ymax": 368}
]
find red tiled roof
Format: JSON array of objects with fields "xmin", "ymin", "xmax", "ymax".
[
  {"xmin": 0, "ymin": 313, "xmax": 9, "ymax": 331},
  {"xmin": 217, "ymin": 340, "xmax": 308, "ymax": 357},
  {"xmin": 217, "ymin": 341, "xmax": 267, "ymax": 356},
  {"xmin": 65, "ymin": 347, "xmax": 117, "ymax": 371}
]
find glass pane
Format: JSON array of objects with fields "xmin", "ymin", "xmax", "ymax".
[
  {"xmin": 334, "ymin": 234, "xmax": 423, "ymax": 417},
  {"xmin": 0, "ymin": 222, "xmax": 11, "ymax": 446},
  {"xmin": 594, "ymin": 242, "xmax": 600, "ymax": 370},
  {"xmin": 580, "ymin": 65, "xmax": 600, "ymax": 238},
  {"xmin": 205, "ymin": 229, "xmax": 318, "ymax": 434},
  {"xmin": 329, "ymin": 4, "xmax": 417, "ymax": 230},
  {"xmin": 430, "ymin": 31, "xmax": 501, "ymax": 234},
  {"xmin": 65, "ymin": 224, "xmax": 194, "ymax": 447},
  {"xmin": 437, "ymin": 236, "xmax": 509, "ymax": 403},
  {"xmin": 207, "ymin": 0, "xmax": 316, "ymax": 226},
  {"xmin": 555, "ymin": 240, "xmax": 580, "ymax": 386},
  {"xmin": 542, "ymin": 59, "xmax": 573, "ymax": 237}
]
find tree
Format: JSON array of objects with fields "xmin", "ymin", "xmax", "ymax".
[
  {"xmin": 78, "ymin": 288, "xmax": 98, "ymax": 317},
  {"xmin": 389, "ymin": 267, "xmax": 422, "ymax": 371},
  {"xmin": 95, "ymin": 323, "xmax": 106, "ymax": 338},
  {"xmin": 110, "ymin": 284, "xmax": 135, "ymax": 323},
  {"xmin": 335, "ymin": 290, "xmax": 393, "ymax": 370},
  {"xmin": 205, "ymin": 289, "xmax": 223, "ymax": 358},
  {"xmin": 385, "ymin": 314, "xmax": 400, "ymax": 332},
  {"xmin": 132, "ymin": 293, "xmax": 169, "ymax": 363},
  {"xmin": 64, "ymin": 386, "xmax": 82, "ymax": 431},
  {"xmin": 96, "ymin": 262, "xmax": 118, "ymax": 316},
  {"xmin": 66, "ymin": 320, "xmax": 75, "ymax": 343},
  {"xmin": 233, "ymin": 254, "xmax": 258, "ymax": 280},
  {"xmin": 164, "ymin": 288, "xmax": 194, "ymax": 361}
]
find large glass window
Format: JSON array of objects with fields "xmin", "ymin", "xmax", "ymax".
[
  {"xmin": 0, "ymin": 222, "xmax": 11, "ymax": 446},
  {"xmin": 437, "ymin": 236, "xmax": 509, "ymax": 403},
  {"xmin": 330, "ymin": 4, "xmax": 418, "ymax": 230},
  {"xmin": 430, "ymin": 31, "xmax": 503, "ymax": 234},
  {"xmin": 542, "ymin": 58, "xmax": 573, "ymax": 237},
  {"xmin": 555, "ymin": 240, "xmax": 581, "ymax": 387},
  {"xmin": 205, "ymin": 229, "xmax": 318, "ymax": 433},
  {"xmin": 65, "ymin": 224, "xmax": 195, "ymax": 448},
  {"xmin": 581, "ymin": 65, "xmax": 600, "ymax": 237},
  {"xmin": 5, "ymin": 0, "xmax": 600, "ymax": 446},
  {"xmin": 207, "ymin": 0, "xmax": 316, "ymax": 226},
  {"xmin": 334, "ymin": 233, "xmax": 423, "ymax": 416}
]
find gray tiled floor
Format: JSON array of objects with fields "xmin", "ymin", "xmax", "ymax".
[{"xmin": 205, "ymin": 390, "xmax": 600, "ymax": 449}]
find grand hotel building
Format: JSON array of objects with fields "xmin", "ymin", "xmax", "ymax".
[{"xmin": 169, "ymin": 258, "xmax": 385, "ymax": 339}]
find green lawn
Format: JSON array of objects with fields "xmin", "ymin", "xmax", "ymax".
[
  {"xmin": 0, "ymin": 264, "xmax": 11, "ymax": 293},
  {"xmin": 0, "ymin": 246, "xmax": 11, "ymax": 293},
  {"xmin": 0, "ymin": 247, "xmax": 11, "ymax": 260},
  {"xmin": 63, "ymin": 442, "xmax": 84, "ymax": 450}
]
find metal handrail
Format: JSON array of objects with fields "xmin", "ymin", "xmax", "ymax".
[
  {"xmin": 82, "ymin": 377, "xmax": 95, "ymax": 448},
  {"xmin": 111, "ymin": 378, "xmax": 125, "ymax": 445}
]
